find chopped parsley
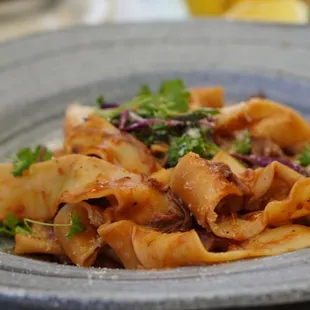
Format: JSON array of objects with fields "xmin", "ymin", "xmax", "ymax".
[
  {"xmin": 0, "ymin": 213, "xmax": 31, "ymax": 237},
  {"xmin": 233, "ymin": 131, "xmax": 252, "ymax": 155},
  {"xmin": 167, "ymin": 129, "xmax": 219, "ymax": 167},
  {"xmin": 299, "ymin": 144, "xmax": 310, "ymax": 167},
  {"xmin": 96, "ymin": 79, "xmax": 221, "ymax": 167},
  {"xmin": 12, "ymin": 145, "xmax": 52, "ymax": 177},
  {"xmin": 96, "ymin": 79, "xmax": 190, "ymax": 121}
]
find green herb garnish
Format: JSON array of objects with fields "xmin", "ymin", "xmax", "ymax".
[
  {"xmin": 167, "ymin": 130, "xmax": 220, "ymax": 167},
  {"xmin": 65, "ymin": 214, "xmax": 85, "ymax": 239},
  {"xmin": 233, "ymin": 131, "xmax": 252, "ymax": 155},
  {"xmin": 0, "ymin": 213, "xmax": 31, "ymax": 237},
  {"xmin": 132, "ymin": 121, "xmax": 181, "ymax": 147},
  {"xmin": 12, "ymin": 145, "xmax": 52, "ymax": 177},
  {"xmin": 96, "ymin": 95, "xmax": 105, "ymax": 108},
  {"xmin": 24, "ymin": 213, "xmax": 85, "ymax": 239},
  {"xmin": 299, "ymin": 144, "xmax": 310, "ymax": 167},
  {"xmin": 137, "ymin": 84, "xmax": 152, "ymax": 96},
  {"xmin": 96, "ymin": 79, "xmax": 190, "ymax": 121},
  {"xmin": 171, "ymin": 108, "xmax": 219, "ymax": 122}
]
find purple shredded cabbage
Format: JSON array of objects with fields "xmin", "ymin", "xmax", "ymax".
[
  {"xmin": 122, "ymin": 119, "xmax": 184, "ymax": 132},
  {"xmin": 119, "ymin": 110, "xmax": 129, "ymax": 130},
  {"xmin": 199, "ymin": 119, "xmax": 215, "ymax": 128},
  {"xmin": 121, "ymin": 116, "xmax": 215, "ymax": 132},
  {"xmin": 231, "ymin": 153, "xmax": 305, "ymax": 175},
  {"xmin": 99, "ymin": 103, "xmax": 119, "ymax": 109}
]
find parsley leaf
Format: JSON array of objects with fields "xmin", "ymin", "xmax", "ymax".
[
  {"xmin": 4, "ymin": 213, "xmax": 19, "ymax": 231},
  {"xmin": 12, "ymin": 145, "xmax": 52, "ymax": 177},
  {"xmin": 96, "ymin": 95, "xmax": 105, "ymax": 108},
  {"xmin": 158, "ymin": 79, "xmax": 190, "ymax": 114},
  {"xmin": 233, "ymin": 131, "xmax": 252, "ymax": 155},
  {"xmin": 137, "ymin": 84, "xmax": 152, "ymax": 96},
  {"xmin": 299, "ymin": 144, "xmax": 310, "ymax": 167},
  {"xmin": 96, "ymin": 79, "xmax": 190, "ymax": 121},
  {"xmin": 0, "ymin": 213, "xmax": 32, "ymax": 238},
  {"xmin": 66, "ymin": 213, "xmax": 85, "ymax": 239},
  {"xmin": 15, "ymin": 226, "xmax": 32, "ymax": 236}
]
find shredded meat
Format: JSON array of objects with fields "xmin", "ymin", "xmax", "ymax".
[
  {"xmin": 251, "ymin": 138, "xmax": 285, "ymax": 158},
  {"xmin": 149, "ymin": 190, "xmax": 192, "ymax": 233},
  {"xmin": 197, "ymin": 231, "xmax": 230, "ymax": 252},
  {"xmin": 209, "ymin": 162, "xmax": 250, "ymax": 196}
]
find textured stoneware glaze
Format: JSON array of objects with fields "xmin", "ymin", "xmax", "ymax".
[{"xmin": 1, "ymin": 20, "xmax": 310, "ymax": 310}]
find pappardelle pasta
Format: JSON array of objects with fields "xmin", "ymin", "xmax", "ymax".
[{"xmin": 2, "ymin": 79, "xmax": 310, "ymax": 269}]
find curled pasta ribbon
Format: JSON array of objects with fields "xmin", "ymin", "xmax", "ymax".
[
  {"xmin": 54, "ymin": 203, "xmax": 104, "ymax": 267},
  {"xmin": 64, "ymin": 105, "xmax": 160, "ymax": 175},
  {"xmin": 246, "ymin": 161, "xmax": 304, "ymax": 212},
  {"xmin": 149, "ymin": 168, "xmax": 174, "ymax": 187},
  {"xmin": 189, "ymin": 86, "xmax": 224, "ymax": 110},
  {"xmin": 99, "ymin": 220, "xmax": 310, "ymax": 270},
  {"xmin": 0, "ymin": 155, "xmax": 185, "ymax": 229},
  {"xmin": 171, "ymin": 152, "xmax": 248, "ymax": 226},
  {"xmin": 64, "ymin": 103, "xmax": 94, "ymax": 137},
  {"xmin": 170, "ymin": 152, "xmax": 264, "ymax": 241},
  {"xmin": 171, "ymin": 153, "xmax": 309, "ymax": 242},
  {"xmin": 215, "ymin": 99, "xmax": 310, "ymax": 147},
  {"xmin": 14, "ymin": 224, "xmax": 64, "ymax": 256},
  {"xmin": 265, "ymin": 178, "xmax": 310, "ymax": 226},
  {"xmin": 98, "ymin": 221, "xmax": 142, "ymax": 269}
]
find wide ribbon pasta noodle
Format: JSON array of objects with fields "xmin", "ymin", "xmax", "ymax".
[
  {"xmin": 246, "ymin": 161, "xmax": 304, "ymax": 212},
  {"xmin": 189, "ymin": 86, "xmax": 224, "ymax": 110},
  {"xmin": 14, "ymin": 224, "xmax": 64, "ymax": 256},
  {"xmin": 0, "ymin": 155, "xmax": 187, "ymax": 231},
  {"xmin": 54, "ymin": 203, "xmax": 104, "ymax": 267},
  {"xmin": 265, "ymin": 178, "xmax": 310, "ymax": 225},
  {"xmin": 99, "ymin": 220, "xmax": 310, "ymax": 269},
  {"xmin": 215, "ymin": 99, "xmax": 310, "ymax": 147},
  {"xmin": 170, "ymin": 152, "xmax": 266, "ymax": 240},
  {"xmin": 64, "ymin": 106, "xmax": 160, "ymax": 175}
]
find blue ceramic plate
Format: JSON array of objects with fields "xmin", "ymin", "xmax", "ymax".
[{"xmin": 1, "ymin": 20, "xmax": 310, "ymax": 310}]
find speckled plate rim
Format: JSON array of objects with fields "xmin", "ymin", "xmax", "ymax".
[{"xmin": 1, "ymin": 20, "xmax": 310, "ymax": 310}]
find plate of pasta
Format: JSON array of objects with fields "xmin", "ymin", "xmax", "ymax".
[{"xmin": 1, "ymin": 20, "xmax": 310, "ymax": 310}]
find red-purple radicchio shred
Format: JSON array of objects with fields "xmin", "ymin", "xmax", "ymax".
[
  {"xmin": 231, "ymin": 153, "xmax": 305, "ymax": 175},
  {"xmin": 122, "ymin": 119, "xmax": 185, "ymax": 132},
  {"xmin": 99, "ymin": 103, "xmax": 119, "ymax": 109},
  {"xmin": 119, "ymin": 110, "xmax": 129, "ymax": 130}
]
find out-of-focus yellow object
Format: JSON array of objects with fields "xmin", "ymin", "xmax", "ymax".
[
  {"xmin": 186, "ymin": 0, "xmax": 229, "ymax": 15},
  {"xmin": 186, "ymin": 1, "xmax": 254, "ymax": 16},
  {"xmin": 186, "ymin": 0, "xmax": 309, "ymax": 24},
  {"xmin": 225, "ymin": 0, "xmax": 309, "ymax": 24}
]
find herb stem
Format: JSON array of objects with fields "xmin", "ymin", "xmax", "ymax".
[{"xmin": 24, "ymin": 218, "xmax": 70, "ymax": 227}]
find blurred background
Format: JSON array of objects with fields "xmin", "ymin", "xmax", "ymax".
[{"xmin": 0, "ymin": 0, "xmax": 310, "ymax": 42}]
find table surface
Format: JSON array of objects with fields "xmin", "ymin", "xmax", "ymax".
[{"xmin": 0, "ymin": 0, "xmax": 188, "ymax": 42}]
